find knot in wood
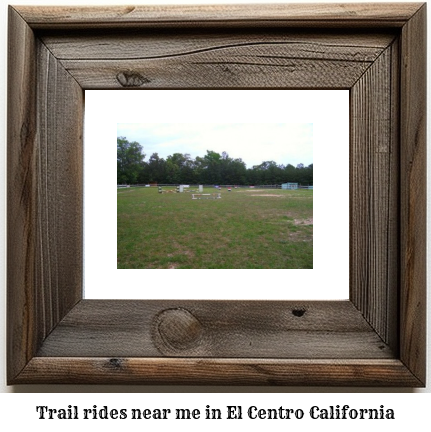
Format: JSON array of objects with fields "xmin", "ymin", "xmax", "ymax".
[
  {"xmin": 292, "ymin": 308, "xmax": 306, "ymax": 317},
  {"xmin": 116, "ymin": 71, "xmax": 150, "ymax": 87},
  {"xmin": 155, "ymin": 308, "xmax": 203, "ymax": 351}
]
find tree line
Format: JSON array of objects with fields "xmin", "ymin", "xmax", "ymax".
[{"xmin": 117, "ymin": 137, "xmax": 313, "ymax": 186}]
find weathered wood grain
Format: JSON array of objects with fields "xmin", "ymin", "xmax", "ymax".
[
  {"xmin": 40, "ymin": 30, "xmax": 395, "ymax": 89},
  {"xmin": 350, "ymin": 43, "xmax": 399, "ymax": 350},
  {"xmin": 16, "ymin": 3, "xmax": 424, "ymax": 29},
  {"xmin": 59, "ymin": 41, "xmax": 391, "ymax": 89},
  {"xmin": 60, "ymin": 55, "xmax": 372, "ymax": 89},
  {"xmin": 36, "ymin": 300, "xmax": 394, "ymax": 359},
  {"xmin": 399, "ymin": 3, "xmax": 427, "ymax": 385},
  {"xmin": 7, "ymin": 7, "xmax": 83, "ymax": 383},
  {"xmin": 387, "ymin": 38, "xmax": 401, "ymax": 353},
  {"xmin": 35, "ymin": 40, "xmax": 84, "ymax": 336},
  {"xmin": 15, "ymin": 358, "xmax": 423, "ymax": 387},
  {"xmin": 7, "ymin": 6, "xmax": 38, "ymax": 382},
  {"xmin": 41, "ymin": 31, "xmax": 395, "ymax": 60}
]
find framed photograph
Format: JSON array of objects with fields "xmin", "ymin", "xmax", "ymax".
[{"xmin": 7, "ymin": 3, "xmax": 426, "ymax": 386}]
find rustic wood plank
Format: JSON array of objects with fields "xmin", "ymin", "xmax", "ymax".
[
  {"xmin": 399, "ymin": 3, "xmax": 427, "ymax": 385},
  {"xmin": 37, "ymin": 300, "xmax": 394, "ymax": 359},
  {"xmin": 350, "ymin": 42, "xmax": 399, "ymax": 348},
  {"xmin": 15, "ymin": 358, "xmax": 423, "ymax": 386},
  {"xmin": 40, "ymin": 31, "xmax": 395, "ymax": 60},
  {"xmin": 35, "ymin": 40, "xmax": 84, "ymax": 337},
  {"xmin": 7, "ymin": 6, "xmax": 84, "ymax": 384},
  {"xmin": 7, "ymin": 6, "xmax": 38, "ymax": 382},
  {"xmin": 387, "ymin": 38, "xmax": 401, "ymax": 352},
  {"xmin": 40, "ymin": 30, "xmax": 395, "ymax": 89},
  {"xmin": 61, "ymin": 55, "xmax": 371, "ymax": 89},
  {"xmin": 15, "ymin": 3, "xmax": 423, "ymax": 29}
]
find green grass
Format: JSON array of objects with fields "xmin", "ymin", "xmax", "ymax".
[{"xmin": 117, "ymin": 187, "xmax": 313, "ymax": 269}]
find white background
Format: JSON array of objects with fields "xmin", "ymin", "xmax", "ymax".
[
  {"xmin": 0, "ymin": 0, "xmax": 430, "ymax": 427},
  {"xmin": 85, "ymin": 90, "xmax": 349, "ymax": 300}
]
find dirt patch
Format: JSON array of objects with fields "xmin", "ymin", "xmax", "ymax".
[
  {"xmin": 294, "ymin": 218, "xmax": 313, "ymax": 225},
  {"xmin": 249, "ymin": 194, "xmax": 283, "ymax": 197}
]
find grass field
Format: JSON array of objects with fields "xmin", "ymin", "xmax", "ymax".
[{"xmin": 117, "ymin": 187, "xmax": 313, "ymax": 269}]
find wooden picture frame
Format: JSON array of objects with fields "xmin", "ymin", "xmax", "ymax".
[{"xmin": 7, "ymin": 3, "xmax": 426, "ymax": 386}]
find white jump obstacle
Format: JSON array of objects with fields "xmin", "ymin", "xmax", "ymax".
[
  {"xmin": 159, "ymin": 185, "xmax": 204, "ymax": 194},
  {"xmin": 192, "ymin": 193, "xmax": 221, "ymax": 200}
]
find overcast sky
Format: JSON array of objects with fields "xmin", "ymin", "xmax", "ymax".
[{"xmin": 117, "ymin": 122, "xmax": 313, "ymax": 169}]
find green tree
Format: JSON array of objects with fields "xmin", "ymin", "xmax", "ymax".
[
  {"xmin": 204, "ymin": 150, "xmax": 222, "ymax": 184},
  {"xmin": 247, "ymin": 165, "xmax": 262, "ymax": 185},
  {"xmin": 284, "ymin": 163, "xmax": 297, "ymax": 183},
  {"xmin": 165, "ymin": 153, "xmax": 194, "ymax": 184},
  {"xmin": 147, "ymin": 152, "xmax": 166, "ymax": 183},
  {"xmin": 117, "ymin": 137, "xmax": 146, "ymax": 184}
]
